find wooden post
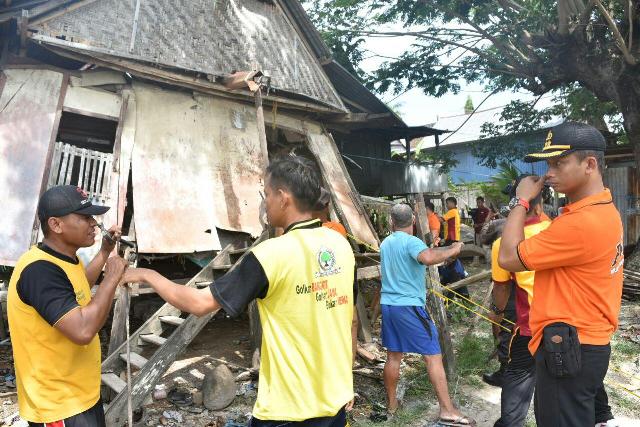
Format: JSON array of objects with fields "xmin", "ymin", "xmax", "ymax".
[{"xmin": 412, "ymin": 193, "xmax": 456, "ymax": 378}]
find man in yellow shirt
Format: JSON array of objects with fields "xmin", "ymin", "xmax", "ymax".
[
  {"xmin": 441, "ymin": 197, "xmax": 461, "ymax": 242},
  {"xmin": 490, "ymin": 176, "xmax": 550, "ymax": 426},
  {"xmin": 8, "ymin": 185, "xmax": 127, "ymax": 426},
  {"xmin": 122, "ymin": 157, "xmax": 356, "ymax": 426}
]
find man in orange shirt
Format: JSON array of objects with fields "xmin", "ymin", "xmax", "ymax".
[
  {"xmin": 425, "ymin": 201, "xmax": 441, "ymax": 245},
  {"xmin": 498, "ymin": 122, "xmax": 623, "ymax": 426},
  {"xmin": 441, "ymin": 197, "xmax": 461, "ymax": 243}
]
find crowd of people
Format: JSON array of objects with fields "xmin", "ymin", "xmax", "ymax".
[{"xmin": 6, "ymin": 121, "xmax": 624, "ymax": 427}]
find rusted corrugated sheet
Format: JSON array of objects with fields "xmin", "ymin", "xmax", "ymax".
[
  {"xmin": 131, "ymin": 83, "xmax": 264, "ymax": 253},
  {"xmin": 605, "ymin": 166, "xmax": 640, "ymax": 246},
  {"xmin": 307, "ymin": 131, "xmax": 379, "ymax": 249},
  {"xmin": 0, "ymin": 69, "xmax": 64, "ymax": 266}
]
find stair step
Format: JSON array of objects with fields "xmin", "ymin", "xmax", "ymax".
[
  {"xmin": 119, "ymin": 352, "xmax": 148, "ymax": 370},
  {"xmin": 102, "ymin": 373, "xmax": 126, "ymax": 393},
  {"xmin": 159, "ymin": 315, "xmax": 185, "ymax": 326},
  {"xmin": 140, "ymin": 334, "xmax": 167, "ymax": 346},
  {"xmin": 229, "ymin": 248, "xmax": 249, "ymax": 255}
]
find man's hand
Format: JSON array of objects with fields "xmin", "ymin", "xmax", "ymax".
[
  {"xmin": 104, "ymin": 256, "xmax": 128, "ymax": 283},
  {"xmin": 120, "ymin": 267, "xmax": 152, "ymax": 285},
  {"xmin": 450, "ymin": 241, "xmax": 464, "ymax": 256},
  {"xmin": 515, "ymin": 175, "xmax": 547, "ymax": 202},
  {"xmin": 100, "ymin": 225, "xmax": 122, "ymax": 254}
]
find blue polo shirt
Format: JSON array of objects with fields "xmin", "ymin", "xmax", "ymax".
[{"xmin": 380, "ymin": 231, "xmax": 428, "ymax": 307}]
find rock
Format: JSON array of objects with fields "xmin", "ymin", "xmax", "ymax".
[
  {"xmin": 192, "ymin": 390, "xmax": 203, "ymax": 406},
  {"xmin": 202, "ymin": 364, "xmax": 236, "ymax": 410}
]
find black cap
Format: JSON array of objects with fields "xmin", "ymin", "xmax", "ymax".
[
  {"xmin": 37, "ymin": 185, "xmax": 110, "ymax": 223},
  {"xmin": 524, "ymin": 121, "xmax": 606, "ymax": 163}
]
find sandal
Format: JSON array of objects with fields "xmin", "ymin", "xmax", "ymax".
[{"xmin": 437, "ymin": 415, "xmax": 476, "ymax": 426}]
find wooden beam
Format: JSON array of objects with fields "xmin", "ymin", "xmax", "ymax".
[
  {"xmin": 444, "ymin": 270, "xmax": 491, "ymax": 292},
  {"xmin": 62, "ymin": 105, "xmax": 119, "ymax": 121},
  {"xmin": 30, "ymin": 73, "xmax": 69, "ymax": 245},
  {"xmin": 413, "ymin": 193, "xmax": 456, "ymax": 378}
]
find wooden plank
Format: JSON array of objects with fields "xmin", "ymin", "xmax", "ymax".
[
  {"xmin": 104, "ymin": 234, "xmax": 267, "ymax": 426},
  {"xmin": 101, "ymin": 373, "xmax": 126, "ymax": 394},
  {"xmin": 159, "ymin": 315, "xmax": 184, "ymax": 326},
  {"xmin": 413, "ymin": 193, "xmax": 456, "ymax": 378},
  {"xmin": 119, "ymin": 352, "xmax": 147, "ymax": 370},
  {"xmin": 47, "ymin": 141, "xmax": 63, "ymax": 188},
  {"xmin": 62, "ymin": 84, "xmax": 121, "ymax": 120},
  {"xmin": 83, "ymin": 151, "xmax": 91, "ymax": 191},
  {"xmin": 63, "ymin": 145, "xmax": 74, "ymax": 184},
  {"xmin": 77, "ymin": 147, "xmax": 86, "ymax": 188},
  {"xmin": 111, "ymin": 91, "xmax": 129, "ymax": 172},
  {"xmin": 357, "ymin": 265, "xmax": 380, "ymax": 280},
  {"xmin": 57, "ymin": 145, "xmax": 70, "ymax": 185},
  {"xmin": 139, "ymin": 334, "xmax": 166, "ymax": 346},
  {"xmin": 306, "ymin": 131, "xmax": 379, "ymax": 250},
  {"xmin": 445, "ymin": 270, "xmax": 491, "ymax": 292}
]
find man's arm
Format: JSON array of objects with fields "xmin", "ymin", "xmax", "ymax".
[
  {"xmin": 122, "ymin": 268, "xmax": 219, "ymax": 317},
  {"xmin": 85, "ymin": 225, "xmax": 121, "ymax": 285},
  {"xmin": 498, "ymin": 176, "xmax": 546, "ymax": 272},
  {"xmin": 417, "ymin": 242, "xmax": 463, "ymax": 266},
  {"xmin": 56, "ymin": 257, "xmax": 128, "ymax": 345}
]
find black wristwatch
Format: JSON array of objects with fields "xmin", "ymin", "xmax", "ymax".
[{"xmin": 490, "ymin": 303, "xmax": 505, "ymax": 315}]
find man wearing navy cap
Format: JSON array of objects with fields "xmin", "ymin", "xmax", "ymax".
[{"xmin": 7, "ymin": 185, "xmax": 128, "ymax": 426}]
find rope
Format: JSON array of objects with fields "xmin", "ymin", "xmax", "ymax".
[
  {"xmin": 430, "ymin": 289, "xmax": 512, "ymax": 332},
  {"xmin": 604, "ymin": 379, "xmax": 640, "ymax": 400},
  {"xmin": 347, "ymin": 232, "xmax": 511, "ymax": 326}
]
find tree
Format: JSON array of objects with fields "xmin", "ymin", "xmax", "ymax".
[{"xmin": 304, "ymin": 0, "xmax": 640, "ymax": 168}]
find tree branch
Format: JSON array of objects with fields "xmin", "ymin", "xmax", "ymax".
[{"xmin": 594, "ymin": 0, "xmax": 638, "ymax": 65}]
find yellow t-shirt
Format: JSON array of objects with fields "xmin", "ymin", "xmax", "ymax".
[
  {"xmin": 8, "ymin": 245, "xmax": 101, "ymax": 423},
  {"xmin": 443, "ymin": 208, "xmax": 461, "ymax": 241},
  {"xmin": 249, "ymin": 220, "xmax": 355, "ymax": 420},
  {"xmin": 491, "ymin": 218, "xmax": 551, "ymax": 335}
]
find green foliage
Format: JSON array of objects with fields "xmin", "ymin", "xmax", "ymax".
[
  {"xmin": 414, "ymin": 148, "xmax": 459, "ymax": 174},
  {"xmin": 456, "ymin": 334, "xmax": 496, "ymax": 378},
  {"xmin": 303, "ymin": 0, "xmax": 638, "ymax": 156},
  {"xmin": 464, "ymin": 95, "xmax": 474, "ymax": 113}
]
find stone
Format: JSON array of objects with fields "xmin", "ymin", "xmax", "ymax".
[{"xmin": 202, "ymin": 364, "xmax": 236, "ymax": 410}]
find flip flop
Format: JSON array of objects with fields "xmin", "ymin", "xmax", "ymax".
[{"xmin": 437, "ymin": 415, "xmax": 476, "ymax": 426}]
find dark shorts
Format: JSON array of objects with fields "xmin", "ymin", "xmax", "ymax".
[
  {"xmin": 381, "ymin": 305, "xmax": 441, "ymax": 355},
  {"xmin": 249, "ymin": 407, "xmax": 347, "ymax": 427},
  {"xmin": 28, "ymin": 399, "xmax": 105, "ymax": 427}
]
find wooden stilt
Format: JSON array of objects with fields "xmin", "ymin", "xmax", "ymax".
[{"xmin": 413, "ymin": 193, "xmax": 456, "ymax": 379}]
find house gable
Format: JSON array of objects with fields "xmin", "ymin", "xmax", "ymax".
[{"xmin": 31, "ymin": 0, "xmax": 345, "ymax": 110}]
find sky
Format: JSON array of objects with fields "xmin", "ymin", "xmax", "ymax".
[{"xmin": 357, "ymin": 32, "xmax": 553, "ymax": 126}]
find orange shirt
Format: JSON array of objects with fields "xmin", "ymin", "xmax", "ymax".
[
  {"xmin": 323, "ymin": 221, "xmax": 347, "ymax": 238},
  {"xmin": 517, "ymin": 189, "xmax": 623, "ymax": 354},
  {"xmin": 428, "ymin": 212, "xmax": 440, "ymax": 234}
]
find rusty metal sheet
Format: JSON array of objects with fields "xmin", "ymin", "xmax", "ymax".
[
  {"xmin": 306, "ymin": 131, "xmax": 379, "ymax": 250},
  {"xmin": 0, "ymin": 69, "xmax": 64, "ymax": 266},
  {"xmin": 131, "ymin": 83, "xmax": 264, "ymax": 253}
]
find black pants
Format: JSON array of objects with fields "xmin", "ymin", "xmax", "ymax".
[
  {"xmin": 496, "ymin": 283, "xmax": 517, "ymax": 364},
  {"xmin": 28, "ymin": 399, "xmax": 105, "ymax": 427},
  {"xmin": 534, "ymin": 343, "xmax": 611, "ymax": 427},
  {"xmin": 249, "ymin": 408, "xmax": 346, "ymax": 427},
  {"xmin": 494, "ymin": 331, "xmax": 535, "ymax": 427}
]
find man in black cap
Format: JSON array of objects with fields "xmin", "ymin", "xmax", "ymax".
[
  {"xmin": 7, "ymin": 185, "xmax": 128, "ymax": 426},
  {"xmin": 497, "ymin": 122, "xmax": 623, "ymax": 426}
]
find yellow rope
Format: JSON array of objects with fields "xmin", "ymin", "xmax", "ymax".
[
  {"xmin": 440, "ymin": 283, "xmax": 516, "ymax": 326},
  {"xmin": 610, "ymin": 366, "xmax": 640, "ymax": 383},
  {"xmin": 605, "ymin": 379, "xmax": 640, "ymax": 400},
  {"xmin": 346, "ymin": 232, "xmax": 380, "ymax": 253},
  {"xmin": 430, "ymin": 289, "xmax": 512, "ymax": 332}
]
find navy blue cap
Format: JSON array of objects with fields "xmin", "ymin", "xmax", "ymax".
[
  {"xmin": 37, "ymin": 185, "xmax": 109, "ymax": 222},
  {"xmin": 524, "ymin": 121, "xmax": 606, "ymax": 163}
]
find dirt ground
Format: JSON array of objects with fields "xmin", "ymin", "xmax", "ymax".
[{"xmin": 1, "ymin": 260, "xmax": 640, "ymax": 426}]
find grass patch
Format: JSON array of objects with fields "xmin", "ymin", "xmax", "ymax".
[
  {"xmin": 403, "ymin": 364, "xmax": 435, "ymax": 398},
  {"xmin": 611, "ymin": 339, "xmax": 640, "ymax": 357},
  {"xmin": 350, "ymin": 402, "xmax": 431, "ymax": 427},
  {"xmin": 456, "ymin": 334, "xmax": 496, "ymax": 379}
]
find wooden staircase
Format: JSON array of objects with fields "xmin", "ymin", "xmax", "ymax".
[{"xmin": 100, "ymin": 234, "xmax": 266, "ymax": 426}]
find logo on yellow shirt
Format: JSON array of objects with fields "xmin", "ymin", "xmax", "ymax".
[{"xmin": 315, "ymin": 247, "xmax": 341, "ymax": 278}]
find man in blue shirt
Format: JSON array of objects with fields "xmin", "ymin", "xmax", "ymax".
[{"xmin": 381, "ymin": 204, "xmax": 475, "ymax": 426}]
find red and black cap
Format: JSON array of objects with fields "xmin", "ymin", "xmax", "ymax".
[
  {"xmin": 524, "ymin": 121, "xmax": 606, "ymax": 163},
  {"xmin": 37, "ymin": 185, "xmax": 110, "ymax": 223}
]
